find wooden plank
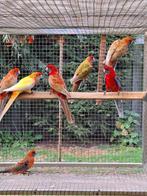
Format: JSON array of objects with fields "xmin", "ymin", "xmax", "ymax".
[
  {"xmin": 96, "ymin": 34, "xmax": 106, "ymax": 105},
  {"xmin": 58, "ymin": 36, "xmax": 64, "ymax": 162},
  {"xmin": 17, "ymin": 91, "xmax": 147, "ymax": 100}
]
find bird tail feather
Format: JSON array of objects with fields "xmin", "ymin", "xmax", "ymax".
[
  {"xmin": 0, "ymin": 91, "xmax": 21, "ymax": 121},
  {"xmin": 114, "ymin": 100, "xmax": 124, "ymax": 118},
  {"xmin": 59, "ymin": 98, "xmax": 75, "ymax": 124},
  {"xmin": 71, "ymin": 80, "xmax": 82, "ymax": 92},
  {"xmin": 0, "ymin": 92, "xmax": 9, "ymax": 114}
]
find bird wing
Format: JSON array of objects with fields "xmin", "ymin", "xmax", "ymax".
[
  {"xmin": 76, "ymin": 60, "xmax": 92, "ymax": 76},
  {"xmin": 49, "ymin": 73, "xmax": 70, "ymax": 97},
  {"xmin": 71, "ymin": 60, "xmax": 92, "ymax": 84},
  {"xmin": 105, "ymin": 39, "xmax": 121, "ymax": 65},
  {"xmin": 3, "ymin": 76, "xmax": 35, "ymax": 92},
  {"xmin": 0, "ymin": 73, "xmax": 17, "ymax": 93},
  {"xmin": 114, "ymin": 76, "xmax": 121, "ymax": 90},
  {"xmin": 12, "ymin": 160, "xmax": 29, "ymax": 173},
  {"xmin": 111, "ymin": 45, "xmax": 128, "ymax": 62}
]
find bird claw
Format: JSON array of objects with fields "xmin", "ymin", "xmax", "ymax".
[
  {"xmin": 25, "ymin": 90, "xmax": 33, "ymax": 94},
  {"xmin": 49, "ymin": 89, "xmax": 54, "ymax": 94},
  {"xmin": 22, "ymin": 171, "xmax": 31, "ymax": 175}
]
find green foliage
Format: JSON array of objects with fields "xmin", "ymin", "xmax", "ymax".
[
  {"xmin": 61, "ymin": 100, "xmax": 116, "ymax": 143},
  {"xmin": 0, "ymin": 144, "xmax": 142, "ymax": 163},
  {"xmin": 0, "ymin": 131, "xmax": 43, "ymax": 148},
  {"xmin": 0, "ymin": 34, "xmax": 142, "ymax": 145},
  {"xmin": 111, "ymin": 111, "xmax": 141, "ymax": 146}
]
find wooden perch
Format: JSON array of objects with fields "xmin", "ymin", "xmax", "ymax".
[
  {"xmin": 96, "ymin": 34, "xmax": 106, "ymax": 105},
  {"xmin": 17, "ymin": 91, "xmax": 147, "ymax": 100}
]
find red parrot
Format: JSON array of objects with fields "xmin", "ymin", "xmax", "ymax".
[
  {"xmin": 104, "ymin": 65, "xmax": 121, "ymax": 92},
  {"xmin": 0, "ymin": 150, "xmax": 36, "ymax": 174},
  {"xmin": 0, "ymin": 67, "xmax": 20, "ymax": 113},
  {"xmin": 0, "ymin": 72, "xmax": 42, "ymax": 121},
  {"xmin": 104, "ymin": 36, "xmax": 134, "ymax": 67},
  {"xmin": 46, "ymin": 64, "xmax": 75, "ymax": 124},
  {"xmin": 70, "ymin": 53, "xmax": 95, "ymax": 91},
  {"xmin": 104, "ymin": 65, "xmax": 124, "ymax": 117}
]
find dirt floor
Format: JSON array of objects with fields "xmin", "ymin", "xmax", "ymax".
[{"xmin": 0, "ymin": 167, "xmax": 147, "ymax": 195}]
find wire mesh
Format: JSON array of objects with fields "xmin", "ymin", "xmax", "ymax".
[
  {"xmin": 0, "ymin": 34, "xmax": 144, "ymax": 165},
  {"xmin": 0, "ymin": 0, "xmax": 146, "ymax": 34},
  {"xmin": 0, "ymin": 166, "xmax": 147, "ymax": 195}
]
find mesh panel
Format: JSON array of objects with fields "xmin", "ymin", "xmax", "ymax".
[
  {"xmin": 0, "ymin": 0, "xmax": 146, "ymax": 34},
  {"xmin": 0, "ymin": 34, "xmax": 144, "ymax": 164}
]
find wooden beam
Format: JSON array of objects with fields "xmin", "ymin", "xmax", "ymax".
[
  {"xmin": 96, "ymin": 34, "xmax": 106, "ymax": 105},
  {"xmin": 17, "ymin": 91, "xmax": 147, "ymax": 100},
  {"xmin": 58, "ymin": 35, "xmax": 64, "ymax": 162}
]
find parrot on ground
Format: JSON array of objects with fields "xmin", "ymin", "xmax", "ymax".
[
  {"xmin": 46, "ymin": 64, "xmax": 75, "ymax": 124},
  {"xmin": 104, "ymin": 65, "xmax": 124, "ymax": 117},
  {"xmin": 70, "ymin": 53, "xmax": 95, "ymax": 91},
  {"xmin": 0, "ymin": 67, "xmax": 20, "ymax": 113},
  {"xmin": 104, "ymin": 36, "xmax": 134, "ymax": 67},
  {"xmin": 0, "ymin": 71, "xmax": 42, "ymax": 121},
  {"xmin": 0, "ymin": 150, "xmax": 36, "ymax": 174}
]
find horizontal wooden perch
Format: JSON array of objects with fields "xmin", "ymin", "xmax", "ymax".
[{"xmin": 17, "ymin": 91, "xmax": 147, "ymax": 100}]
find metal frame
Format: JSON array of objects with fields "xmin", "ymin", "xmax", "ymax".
[
  {"xmin": 0, "ymin": 162, "xmax": 143, "ymax": 167},
  {"xmin": 0, "ymin": 33, "xmax": 146, "ymax": 167},
  {"xmin": 143, "ymin": 32, "xmax": 147, "ymax": 168},
  {"xmin": 0, "ymin": 190, "xmax": 145, "ymax": 196}
]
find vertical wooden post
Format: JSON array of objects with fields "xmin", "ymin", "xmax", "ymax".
[
  {"xmin": 96, "ymin": 34, "xmax": 106, "ymax": 105},
  {"xmin": 143, "ymin": 32, "xmax": 147, "ymax": 168},
  {"xmin": 58, "ymin": 36, "xmax": 64, "ymax": 162}
]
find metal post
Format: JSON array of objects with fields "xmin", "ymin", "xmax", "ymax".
[
  {"xmin": 96, "ymin": 34, "xmax": 106, "ymax": 105},
  {"xmin": 143, "ymin": 32, "xmax": 147, "ymax": 168},
  {"xmin": 58, "ymin": 36, "xmax": 64, "ymax": 162}
]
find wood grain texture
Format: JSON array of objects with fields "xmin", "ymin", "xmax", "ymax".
[{"xmin": 17, "ymin": 91, "xmax": 147, "ymax": 100}]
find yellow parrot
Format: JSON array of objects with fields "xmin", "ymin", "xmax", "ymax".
[
  {"xmin": 0, "ymin": 72, "xmax": 42, "ymax": 121},
  {"xmin": 70, "ymin": 53, "xmax": 95, "ymax": 91}
]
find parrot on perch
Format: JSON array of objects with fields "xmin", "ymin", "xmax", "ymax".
[
  {"xmin": 0, "ymin": 150, "xmax": 36, "ymax": 174},
  {"xmin": 104, "ymin": 36, "xmax": 134, "ymax": 67},
  {"xmin": 0, "ymin": 71, "xmax": 42, "ymax": 121},
  {"xmin": 46, "ymin": 64, "xmax": 75, "ymax": 124},
  {"xmin": 0, "ymin": 67, "xmax": 20, "ymax": 113},
  {"xmin": 70, "ymin": 53, "xmax": 95, "ymax": 91},
  {"xmin": 104, "ymin": 65, "xmax": 124, "ymax": 117}
]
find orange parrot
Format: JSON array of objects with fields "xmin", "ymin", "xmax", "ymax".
[
  {"xmin": 0, "ymin": 67, "xmax": 20, "ymax": 113},
  {"xmin": 0, "ymin": 72, "xmax": 42, "ymax": 121},
  {"xmin": 0, "ymin": 150, "xmax": 36, "ymax": 174},
  {"xmin": 104, "ymin": 36, "xmax": 134, "ymax": 67},
  {"xmin": 46, "ymin": 64, "xmax": 75, "ymax": 124},
  {"xmin": 70, "ymin": 53, "xmax": 95, "ymax": 91}
]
